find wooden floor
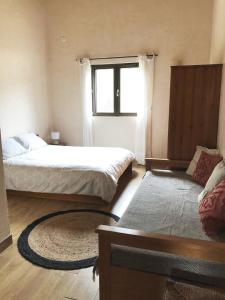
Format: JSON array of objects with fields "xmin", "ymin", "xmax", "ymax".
[{"xmin": 0, "ymin": 166, "xmax": 145, "ymax": 300}]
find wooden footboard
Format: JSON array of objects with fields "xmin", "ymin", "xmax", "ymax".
[{"xmin": 96, "ymin": 225, "xmax": 225, "ymax": 300}]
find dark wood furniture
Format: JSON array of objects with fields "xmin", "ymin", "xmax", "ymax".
[
  {"xmin": 168, "ymin": 64, "xmax": 222, "ymax": 161},
  {"xmin": 97, "ymin": 64, "xmax": 224, "ymax": 300},
  {"xmin": 7, "ymin": 190, "xmax": 105, "ymax": 205},
  {"xmin": 145, "ymin": 158, "xmax": 190, "ymax": 171},
  {"xmin": 97, "ymin": 225, "xmax": 225, "ymax": 300},
  {"xmin": 146, "ymin": 64, "xmax": 222, "ymax": 172}
]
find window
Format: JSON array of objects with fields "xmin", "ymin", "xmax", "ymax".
[{"xmin": 92, "ymin": 63, "xmax": 139, "ymax": 116}]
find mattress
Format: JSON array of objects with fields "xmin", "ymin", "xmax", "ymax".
[
  {"xmin": 118, "ymin": 170, "xmax": 206, "ymax": 239},
  {"xmin": 3, "ymin": 145, "xmax": 135, "ymax": 202}
]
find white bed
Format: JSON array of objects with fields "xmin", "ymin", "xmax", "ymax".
[{"xmin": 4, "ymin": 145, "xmax": 135, "ymax": 202}]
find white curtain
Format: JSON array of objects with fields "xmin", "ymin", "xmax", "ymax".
[
  {"xmin": 135, "ymin": 55, "xmax": 155, "ymax": 165},
  {"xmin": 79, "ymin": 58, "xmax": 93, "ymax": 146}
]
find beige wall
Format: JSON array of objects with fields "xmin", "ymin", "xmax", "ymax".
[
  {"xmin": 0, "ymin": 0, "xmax": 215, "ymax": 155},
  {"xmin": 210, "ymin": 0, "xmax": 225, "ymax": 64},
  {"xmin": 210, "ymin": 0, "xmax": 225, "ymax": 156},
  {"xmin": 45, "ymin": 0, "xmax": 213, "ymax": 157},
  {"xmin": 0, "ymin": 133, "xmax": 10, "ymax": 243},
  {"xmin": 0, "ymin": 0, "xmax": 51, "ymax": 140}
]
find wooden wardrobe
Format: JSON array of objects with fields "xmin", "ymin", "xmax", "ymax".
[{"xmin": 168, "ymin": 64, "xmax": 223, "ymax": 161}]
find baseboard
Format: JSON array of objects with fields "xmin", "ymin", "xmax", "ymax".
[{"xmin": 0, "ymin": 234, "xmax": 13, "ymax": 253}]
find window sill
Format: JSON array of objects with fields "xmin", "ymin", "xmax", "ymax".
[{"xmin": 92, "ymin": 113, "xmax": 137, "ymax": 117}]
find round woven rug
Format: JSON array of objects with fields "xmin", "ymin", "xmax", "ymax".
[{"xmin": 17, "ymin": 209, "xmax": 119, "ymax": 270}]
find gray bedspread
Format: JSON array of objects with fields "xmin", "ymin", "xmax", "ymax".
[
  {"xmin": 111, "ymin": 170, "xmax": 225, "ymax": 285},
  {"xmin": 119, "ymin": 170, "xmax": 214, "ymax": 241}
]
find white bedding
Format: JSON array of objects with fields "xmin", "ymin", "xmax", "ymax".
[{"xmin": 3, "ymin": 145, "xmax": 135, "ymax": 202}]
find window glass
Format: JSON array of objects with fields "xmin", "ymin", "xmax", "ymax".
[
  {"xmin": 120, "ymin": 67, "xmax": 140, "ymax": 113},
  {"xmin": 92, "ymin": 64, "xmax": 139, "ymax": 115},
  {"xmin": 96, "ymin": 69, "xmax": 114, "ymax": 113}
]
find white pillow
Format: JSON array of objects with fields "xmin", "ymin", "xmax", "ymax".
[
  {"xmin": 2, "ymin": 138, "xmax": 27, "ymax": 160},
  {"xmin": 186, "ymin": 145, "xmax": 220, "ymax": 176},
  {"xmin": 198, "ymin": 160, "xmax": 225, "ymax": 203},
  {"xmin": 15, "ymin": 133, "xmax": 47, "ymax": 150}
]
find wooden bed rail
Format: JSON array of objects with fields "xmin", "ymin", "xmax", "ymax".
[
  {"xmin": 96, "ymin": 225, "xmax": 225, "ymax": 263},
  {"xmin": 96, "ymin": 225, "xmax": 225, "ymax": 300},
  {"xmin": 97, "ymin": 225, "xmax": 225, "ymax": 299},
  {"xmin": 97, "ymin": 225, "xmax": 225, "ymax": 300},
  {"xmin": 145, "ymin": 158, "xmax": 190, "ymax": 171}
]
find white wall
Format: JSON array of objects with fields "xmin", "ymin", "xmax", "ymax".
[
  {"xmin": 0, "ymin": 133, "xmax": 10, "ymax": 243},
  {"xmin": 93, "ymin": 117, "xmax": 137, "ymax": 152},
  {"xmin": 210, "ymin": 0, "xmax": 225, "ymax": 157},
  {"xmin": 0, "ymin": 0, "xmax": 215, "ymax": 156},
  {"xmin": 0, "ymin": 0, "xmax": 51, "ymax": 140},
  {"xmin": 45, "ymin": 0, "xmax": 213, "ymax": 157}
]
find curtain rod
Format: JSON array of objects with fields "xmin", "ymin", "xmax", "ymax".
[{"xmin": 76, "ymin": 53, "xmax": 158, "ymax": 62}]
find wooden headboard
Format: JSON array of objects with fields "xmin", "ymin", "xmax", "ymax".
[{"xmin": 167, "ymin": 64, "xmax": 223, "ymax": 161}]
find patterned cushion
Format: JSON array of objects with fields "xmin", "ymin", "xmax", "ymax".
[
  {"xmin": 193, "ymin": 152, "xmax": 222, "ymax": 186},
  {"xmin": 199, "ymin": 180, "xmax": 225, "ymax": 236},
  {"xmin": 198, "ymin": 160, "xmax": 225, "ymax": 203},
  {"xmin": 186, "ymin": 146, "xmax": 219, "ymax": 176}
]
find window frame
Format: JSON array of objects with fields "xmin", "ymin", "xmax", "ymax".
[{"xmin": 91, "ymin": 63, "xmax": 139, "ymax": 116}]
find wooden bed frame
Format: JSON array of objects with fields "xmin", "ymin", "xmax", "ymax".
[
  {"xmin": 97, "ymin": 158, "xmax": 225, "ymax": 300},
  {"xmin": 7, "ymin": 162, "xmax": 133, "ymax": 205},
  {"xmin": 96, "ymin": 64, "xmax": 224, "ymax": 299},
  {"xmin": 145, "ymin": 158, "xmax": 190, "ymax": 171},
  {"xmin": 97, "ymin": 225, "xmax": 225, "ymax": 300}
]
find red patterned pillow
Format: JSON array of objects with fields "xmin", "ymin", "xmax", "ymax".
[
  {"xmin": 193, "ymin": 152, "xmax": 222, "ymax": 186},
  {"xmin": 199, "ymin": 179, "xmax": 225, "ymax": 235}
]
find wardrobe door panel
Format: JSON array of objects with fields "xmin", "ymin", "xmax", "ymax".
[{"xmin": 168, "ymin": 64, "xmax": 222, "ymax": 161}]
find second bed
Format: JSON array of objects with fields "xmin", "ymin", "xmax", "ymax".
[{"xmin": 4, "ymin": 144, "xmax": 135, "ymax": 202}]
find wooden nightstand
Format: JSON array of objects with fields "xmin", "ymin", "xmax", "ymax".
[{"xmin": 48, "ymin": 141, "xmax": 66, "ymax": 146}]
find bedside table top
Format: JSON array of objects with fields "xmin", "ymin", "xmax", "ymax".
[{"xmin": 48, "ymin": 141, "xmax": 66, "ymax": 146}]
